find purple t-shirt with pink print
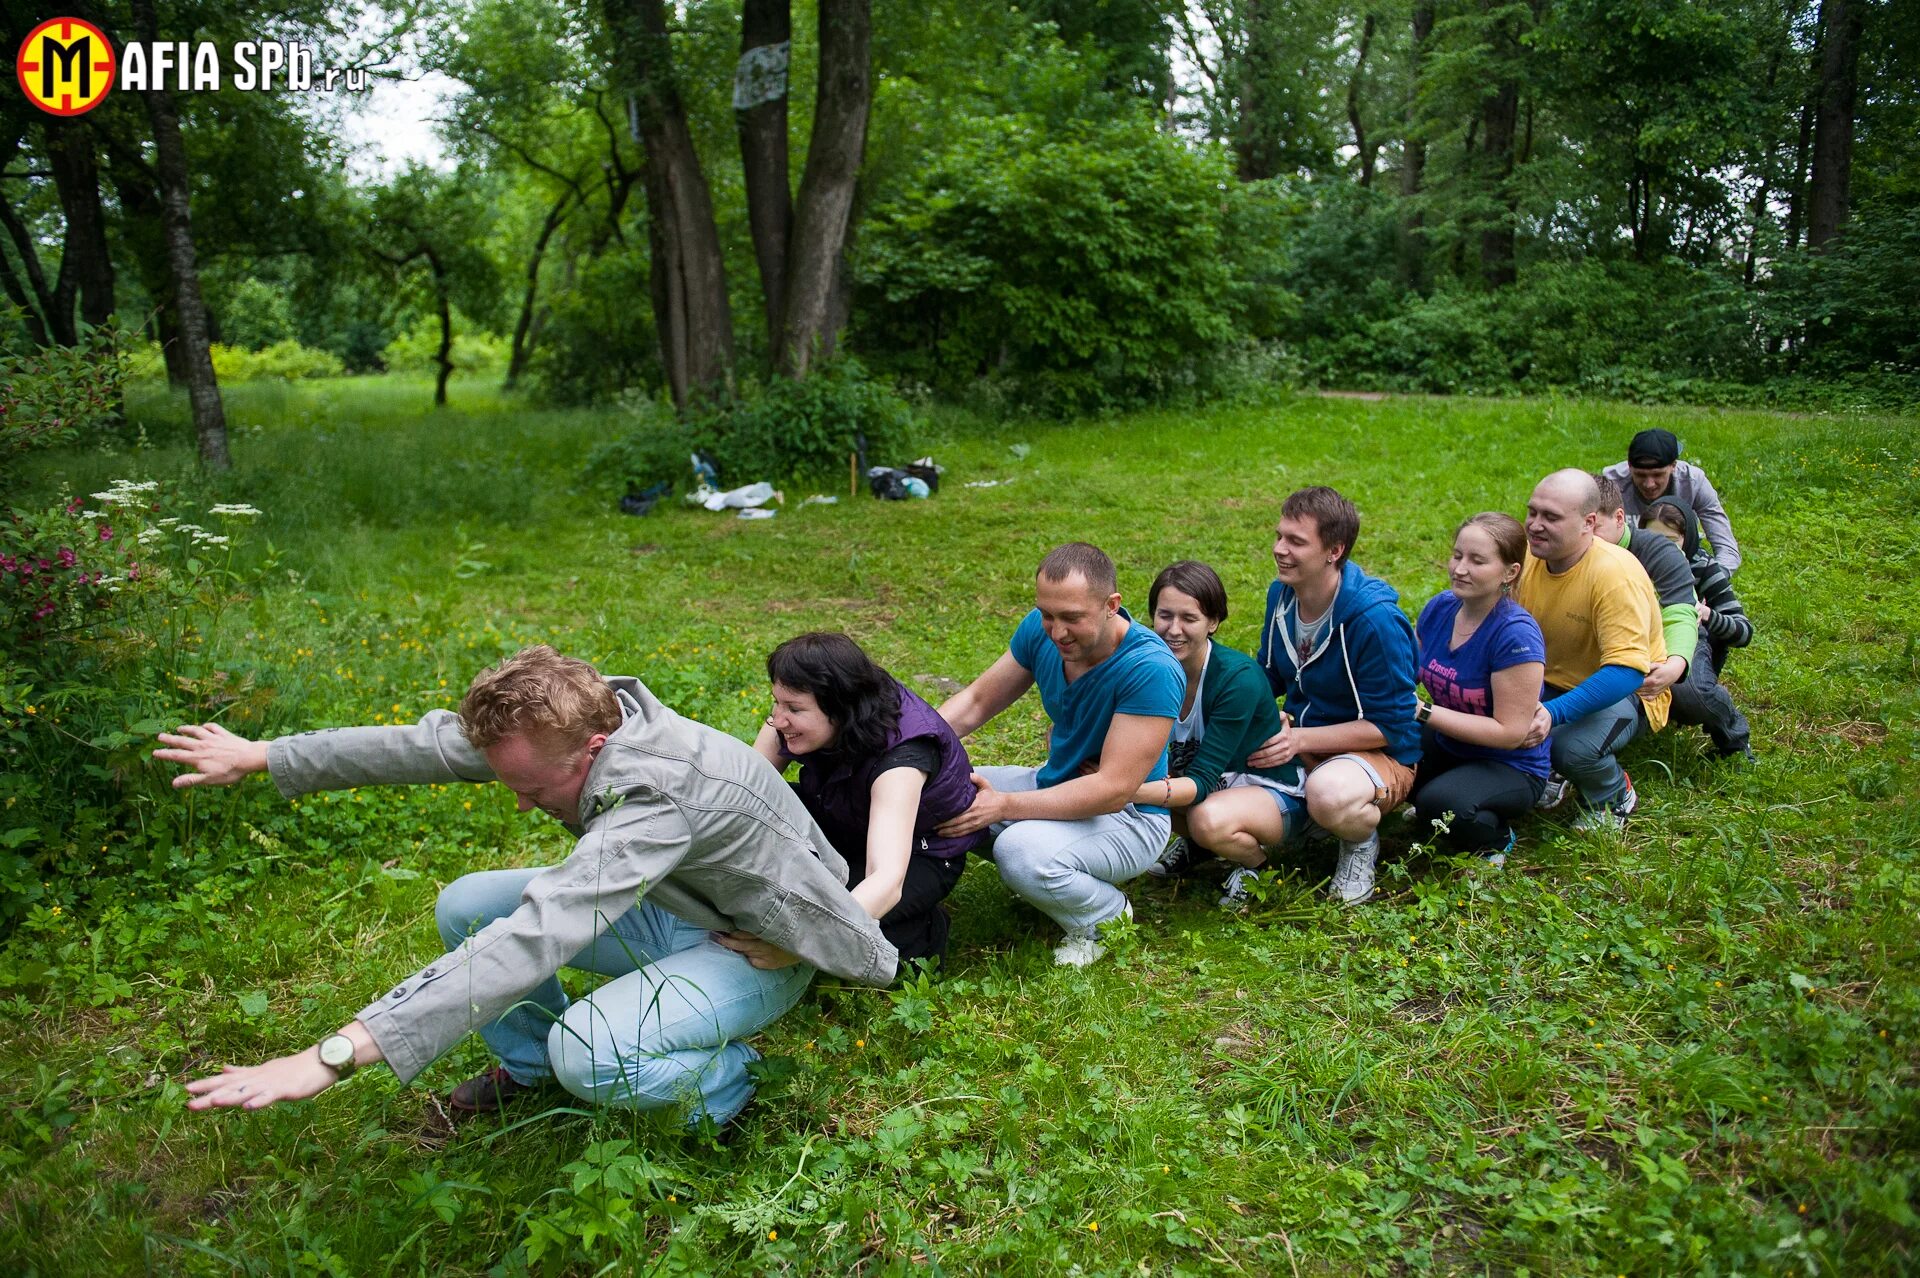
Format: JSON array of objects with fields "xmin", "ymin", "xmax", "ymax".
[{"xmin": 1415, "ymin": 592, "xmax": 1551, "ymax": 778}]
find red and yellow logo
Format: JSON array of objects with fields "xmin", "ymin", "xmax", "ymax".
[{"xmin": 16, "ymin": 17, "xmax": 115, "ymax": 117}]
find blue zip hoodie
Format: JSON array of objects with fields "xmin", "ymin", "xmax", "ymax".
[{"xmin": 1256, "ymin": 559, "xmax": 1423, "ymax": 766}]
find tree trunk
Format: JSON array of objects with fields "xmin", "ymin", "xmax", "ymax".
[
  {"xmin": 737, "ymin": 0, "xmax": 793, "ymax": 354},
  {"xmin": 428, "ymin": 248, "xmax": 453, "ymax": 407},
  {"xmin": 1807, "ymin": 0, "xmax": 1863, "ymax": 250},
  {"xmin": 44, "ymin": 121, "xmax": 115, "ymax": 330},
  {"xmin": 1233, "ymin": 0, "xmax": 1276, "ymax": 181},
  {"xmin": 506, "ymin": 189, "xmax": 573, "ymax": 389},
  {"xmin": 1396, "ymin": 3, "xmax": 1434, "ymax": 288},
  {"xmin": 129, "ymin": 0, "xmax": 227, "ymax": 469},
  {"xmin": 1478, "ymin": 80, "xmax": 1519, "ymax": 286},
  {"xmin": 605, "ymin": 0, "xmax": 735, "ymax": 408},
  {"xmin": 1347, "ymin": 13, "xmax": 1378, "ymax": 188},
  {"xmin": 780, "ymin": 0, "xmax": 871, "ymax": 376}
]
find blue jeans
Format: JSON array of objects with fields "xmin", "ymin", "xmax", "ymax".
[
  {"xmin": 975, "ymin": 764, "xmax": 1170, "ymax": 934},
  {"xmin": 1548, "ymin": 695, "xmax": 1646, "ymax": 809},
  {"xmin": 435, "ymin": 868, "xmax": 813, "ymax": 1125}
]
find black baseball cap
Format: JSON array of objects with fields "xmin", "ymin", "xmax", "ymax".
[{"xmin": 1628, "ymin": 428, "xmax": 1680, "ymax": 468}]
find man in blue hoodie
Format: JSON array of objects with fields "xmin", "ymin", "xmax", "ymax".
[{"xmin": 1248, "ymin": 487, "xmax": 1422, "ymax": 904}]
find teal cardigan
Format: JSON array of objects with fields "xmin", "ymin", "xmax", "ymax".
[{"xmin": 1180, "ymin": 642, "xmax": 1303, "ymax": 803}]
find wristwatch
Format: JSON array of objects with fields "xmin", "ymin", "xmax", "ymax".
[
  {"xmin": 316, "ymin": 1033, "xmax": 358, "ymax": 1081},
  {"xmin": 1414, "ymin": 700, "xmax": 1433, "ymax": 725}
]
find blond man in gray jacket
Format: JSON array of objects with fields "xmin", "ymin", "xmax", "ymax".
[{"xmin": 159, "ymin": 646, "xmax": 899, "ymax": 1125}]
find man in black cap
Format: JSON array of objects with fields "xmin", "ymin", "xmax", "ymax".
[{"xmin": 1600, "ymin": 429, "xmax": 1743, "ymax": 575}]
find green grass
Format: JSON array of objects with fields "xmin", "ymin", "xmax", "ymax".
[{"xmin": 4, "ymin": 378, "xmax": 1919, "ymax": 1275}]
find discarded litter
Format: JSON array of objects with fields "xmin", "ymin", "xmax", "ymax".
[
  {"xmin": 963, "ymin": 478, "xmax": 1012, "ymax": 489},
  {"xmin": 689, "ymin": 481, "xmax": 779, "ymax": 511},
  {"xmin": 737, "ymin": 507, "xmax": 777, "ymax": 520},
  {"xmin": 868, "ymin": 458, "xmax": 941, "ymax": 500},
  {"xmin": 800, "ymin": 494, "xmax": 839, "ymax": 506},
  {"xmin": 620, "ymin": 479, "xmax": 671, "ymax": 515}
]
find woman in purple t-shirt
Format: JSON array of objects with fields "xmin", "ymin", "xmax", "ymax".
[{"xmin": 1411, "ymin": 513, "xmax": 1549, "ymax": 864}]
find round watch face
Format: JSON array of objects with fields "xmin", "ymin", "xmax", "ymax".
[{"xmin": 319, "ymin": 1035, "xmax": 355, "ymax": 1070}]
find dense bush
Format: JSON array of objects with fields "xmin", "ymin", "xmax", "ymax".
[
  {"xmin": 0, "ymin": 321, "xmax": 127, "ymax": 471},
  {"xmin": 525, "ymin": 252, "xmax": 662, "ymax": 406},
  {"xmin": 587, "ymin": 358, "xmax": 919, "ymax": 494},
  {"xmin": 0, "ymin": 480, "xmax": 276, "ymax": 933},
  {"xmin": 381, "ymin": 314, "xmax": 510, "ymax": 377},
  {"xmin": 853, "ymin": 114, "xmax": 1242, "ymax": 415},
  {"xmin": 209, "ymin": 339, "xmax": 348, "ymax": 382}
]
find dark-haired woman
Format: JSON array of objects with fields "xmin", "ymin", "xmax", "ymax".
[
  {"xmin": 751, "ymin": 632, "xmax": 982, "ymax": 963},
  {"xmin": 1133, "ymin": 561, "xmax": 1305, "ymax": 908},
  {"xmin": 1410, "ymin": 513, "xmax": 1549, "ymax": 864}
]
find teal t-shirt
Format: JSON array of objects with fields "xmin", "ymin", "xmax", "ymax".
[{"xmin": 1008, "ymin": 607, "xmax": 1184, "ymax": 813}]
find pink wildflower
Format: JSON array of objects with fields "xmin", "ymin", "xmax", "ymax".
[
  {"xmin": 98, "ymin": 524, "xmax": 113, "ymax": 542},
  {"xmin": 56, "ymin": 547, "xmax": 76, "ymax": 568}
]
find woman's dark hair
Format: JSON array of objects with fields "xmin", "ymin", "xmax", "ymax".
[
  {"xmin": 766, "ymin": 632, "xmax": 901, "ymax": 759},
  {"xmin": 1148, "ymin": 560, "xmax": 1229, "ymax": 625}
]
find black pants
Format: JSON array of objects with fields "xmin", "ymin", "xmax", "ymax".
[
  {"xmin": 845, "ymin": 843, "xmax": 966, "ymax": 963},
  {"xmin": 1411, "ymin": 728, "xmax": 1546, "ymax": 852},
  {"xmin": 1669, "ymin": 633, "xmax": 1752, "ymax": 755}
]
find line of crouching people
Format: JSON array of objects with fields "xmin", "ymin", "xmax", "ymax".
[{"xmin": 775, "ymin": 453, "xmax": 1755, "ymax": 973}]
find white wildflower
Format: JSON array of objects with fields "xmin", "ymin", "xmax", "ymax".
[
  {"xmin": 155, "ymin": 517, "xmax": 180, "ymax": 529},
  {"xmin": 192, "ymin": 533, "xmax": 231, "ymax": 546},
  {"xmin": 137, "ymin": 528, "xmax": 166, "ymax": 546},
  {"xmin": 208, "ymin": 503, "xmax": 262, "ymax": 518}
]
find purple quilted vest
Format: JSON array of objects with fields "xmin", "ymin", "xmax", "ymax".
[{"xmin": 787, "ymin": 682, "xmax": 984, "ymax": 860}]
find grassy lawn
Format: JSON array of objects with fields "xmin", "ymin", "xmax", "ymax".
[{"xmin": 4, "ymin": 377, "xmax": 1918, "ymax": 1275}]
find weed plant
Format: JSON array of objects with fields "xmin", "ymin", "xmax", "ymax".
[{"xmin": 2, "ymin": 379, "xmax": 1916, "ymax": 1274}]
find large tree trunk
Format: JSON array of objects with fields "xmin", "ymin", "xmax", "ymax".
[
  {"xmin": 1346, "ymin": 12, "xmax": 1378, "ymax": 188},
  {"xmin": 779, "ymin": 0, "xmax": 871, "ymax": 376},
  {"xmin": 1807, "ymin": 0, "xmax": 1863, "ymax": 250},
  {"xmin": 44, "ymin": 122, "xmax": 115, "ymax": 329},
  {"xmin": 1233, "ymin": 0, "xmax": 1277, "ymax": 181},
  {"xmin": 605, "ymin": 0, "xmax": 734, "ymax": 408},
  {"xmin": 736, "ymin": 0, "xmax": 793, "ymax": 355},
  {"xmin": 129, "ymin": 0, "xmax": 227, "ymax": 468},
  {"xmin": 1478, "ymin": 80, "xmax": 1519, "ymax": 286},
  {"xmin": 1396, "ymin": 3, "xmax": 1434, "ymax": 288},
  {"xmin": 505, "ymin": 189, "xmax": 573, "ymax": 389}
]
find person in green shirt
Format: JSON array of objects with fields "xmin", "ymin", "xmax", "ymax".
[{"xmin": 1134, "ymin": 561, "xmax": 1305, "ymax": 908}]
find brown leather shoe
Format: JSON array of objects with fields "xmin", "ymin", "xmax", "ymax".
[{"xmin": 447, "ymin": 1065, "xmax": 551, "ymax": 1115}]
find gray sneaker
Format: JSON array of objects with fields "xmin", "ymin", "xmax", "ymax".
[
  {"xmin": 1218, "ymin": 866, "xmax": 1262, "ymax": 909},
  {"xmin": 1536, "ymin": 771, "xmax": 1573, "ymax": 811},
  {"xmin": 1571, "ymin": 772, "xmax": 1637, "ymax": 833},
  {"xmin": 1329, "ymin": 833, "xmax": 1380, "ymax": 905}
]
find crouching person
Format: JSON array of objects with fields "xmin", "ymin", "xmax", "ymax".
[{"xmin": 156, "ymin": 646, "xmax": 898, "ymax": 1126}]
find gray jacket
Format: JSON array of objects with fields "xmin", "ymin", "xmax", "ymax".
[
  {"xmin": 265, "ymin": 677, "xmax": 900, "ymax": 1082},
  {"xmin": 1601, "ymin": 459, "xmax": 1742, "ymax": 574}
]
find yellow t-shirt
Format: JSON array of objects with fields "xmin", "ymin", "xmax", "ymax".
[{"xmin": 1515, "ymin": 538, "xmax": 1671, "ymax": 732}]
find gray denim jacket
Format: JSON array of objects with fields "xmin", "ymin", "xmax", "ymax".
[{"xmin": 265, "ymin": 677, "xmax": 900, "ymax": 1082}]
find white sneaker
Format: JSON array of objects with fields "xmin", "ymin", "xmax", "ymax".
[
  {"xmin": 1052, "ymin": 901, "xmax": 1131, "ymax": 967},
  {"xmin": 1329, "ymin": 833, "xmax": 1379, "ymax": 905},
  {"xmin": 1571, "ymin": 772, "xmax": 1637, "ymax": 834},
  {"xmin": 1218, "ymin": 866, "xmax": 1262, "ymax": 909}
]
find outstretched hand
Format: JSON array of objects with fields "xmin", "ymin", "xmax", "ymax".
[
  {"xmin": 153, "ymin": 723, "xmax": 270, "ymax": 788},
  {"xmin": 185, "ymin": 1050, "xmax": 338, "ymax": 1112},
  {"xmin": 714, "ymin": 932, "xmax": 802, "ymax": 970}
]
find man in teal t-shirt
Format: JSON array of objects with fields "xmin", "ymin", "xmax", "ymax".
[{"xmin": 938, "ymin": 543, "xmax": 1183, "ymax": 967}]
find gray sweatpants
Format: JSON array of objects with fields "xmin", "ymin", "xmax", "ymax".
[
  {"xmin": 975, "ymin": 765, "xmax": 1169, "ymax": 935},
  {"xmin": 1548, "ymin": 695, "xmax": 1645, "ymax": 809}
]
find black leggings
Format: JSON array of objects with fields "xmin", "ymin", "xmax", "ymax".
[
  {"xmin": 1411, "ymin": 728, "xmax": 1546, "ymax": 852},
  {"xmin": 844, "ymin": 843, "xmax": 967, "ymax": 964}
]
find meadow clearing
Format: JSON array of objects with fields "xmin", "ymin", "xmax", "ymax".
[{"xmin": 4, "ymin": 378, "xmax": 1917, "ymax": 1275}]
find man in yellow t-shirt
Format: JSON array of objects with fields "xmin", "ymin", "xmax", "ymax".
[{"xmin": 1513, "ymin": 469, "xmax": 1670, "ymax": 832}]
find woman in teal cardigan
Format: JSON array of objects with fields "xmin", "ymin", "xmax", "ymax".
[{"xmin": 1134, "ymin": 561, "xmax": 1305, "ymax": 907}]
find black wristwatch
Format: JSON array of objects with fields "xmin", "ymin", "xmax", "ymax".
[{"xmin": 1414, "ymin": 700, "xmax": 1433, "ymax": 725}]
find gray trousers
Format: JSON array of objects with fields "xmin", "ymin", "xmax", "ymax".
[
  {"xmin": 975, "ymin": 765, "xmax": 1169, "ymax": 935},
  {"xmin": 1668, "ymin": 635, "xmax": 1752, "ymax": 755},
  {"xmin": 1548, "ymin": 695, "xmax": 1645, "ymax": 809}
]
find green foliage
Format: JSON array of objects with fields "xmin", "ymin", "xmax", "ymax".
[
  {"xmin": 0, "ymin": 481, "xmax": 276, "ymax": 933},
  {"xmin": 524, "ymin": 253, "xmax": 660, "ymax": 406},
  {"xmin": 209, "ymin": 340, "xmax": 348, "ymax": 382},
  {"xmin": 381, "ymin": 315, "xmax": 510, "ymax": 377},
  {"xmin": 0, "ymin": 321, "xmax": 128, "ymax": 470},
  {"xmin": 217, "ymin": 278, "xmax": 298, "ymax": 350},
  {"xmin": 854, "ymin": 114, "xmax": 1243, "ymax": 415},
  {"xmin": 588, "ymin": 359, "xmax": 919, "ymax": 492}
]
